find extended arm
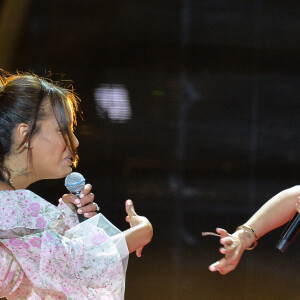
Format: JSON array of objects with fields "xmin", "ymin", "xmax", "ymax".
[
  {"xmin": 209, "ymin": 185, "xmax": 300, "ymax": 274},
  {"xmin": 245, "ymin": 185, "xmax": 300, "ymax": 239}
]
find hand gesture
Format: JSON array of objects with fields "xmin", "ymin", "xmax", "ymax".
[
  {"xmin": 125, "ymin": 199, "xmax": 152, "ymax": 257},
  {"xmin": 208, "ymin": 228, "xmax": 248, "ymax": 275}
]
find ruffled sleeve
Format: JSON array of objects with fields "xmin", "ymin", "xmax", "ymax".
[
  {"xmin": 0, "ymin": 190, "xmax": 129, "ymax": 299},
  {"xmin": 0, "ymin": 243, "xmax": 24, "ymax": 297}
]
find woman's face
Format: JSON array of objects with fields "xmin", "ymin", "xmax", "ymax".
[{"xmin": 30, "ymin": 107, "xmax": 79, "ymax": 180}]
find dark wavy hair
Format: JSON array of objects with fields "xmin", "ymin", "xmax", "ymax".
[{"xmin": 0, "ymin": 70, "xmax": 81, "ymax": 186}]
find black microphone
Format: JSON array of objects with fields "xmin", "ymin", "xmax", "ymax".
[
  {"xmin": 276, "ymin": 213, "xmax": 300, "ymax": 252},
  {"xmin": 65, "ymin": 172, "xmax": 87, "ymax": 223}
]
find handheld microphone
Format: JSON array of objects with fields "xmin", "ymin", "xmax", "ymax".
[
  {"xmin": 276, "ymin": 213, "xmax": 300, "ymax": 252},
  {"xmin": 65, "ymin": 172, "xmax": 87, "ymax": 223}
]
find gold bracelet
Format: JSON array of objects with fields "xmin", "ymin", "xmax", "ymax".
[{"xmin": 236, "ymin": 224, "xmax": 258, "ymax": 250}]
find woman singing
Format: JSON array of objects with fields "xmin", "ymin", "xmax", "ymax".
[{"xmin": 0, "ymin": 70, "xmax": 153, "ymax": 299}]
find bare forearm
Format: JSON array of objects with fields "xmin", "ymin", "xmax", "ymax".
[
  {"xmin": 208, "ymin": 186, "xmax": 300, "ymax": 275},
  {"xmin": 245, "ymin": 185, "xmax": 300, "ymax": 239}
]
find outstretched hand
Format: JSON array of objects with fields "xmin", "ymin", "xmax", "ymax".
[{"xmin": 208, "ymin": 228, "xmax": 247, "ymax": 275}]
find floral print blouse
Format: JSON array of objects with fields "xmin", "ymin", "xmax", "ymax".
[{"xmin": 0, "ymin": 190, "xmax": 129, "ymax": 299}]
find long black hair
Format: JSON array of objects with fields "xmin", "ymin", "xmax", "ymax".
[{"xmin": 0, "ymin": 70, "xmax": 81, "ymax": 185}]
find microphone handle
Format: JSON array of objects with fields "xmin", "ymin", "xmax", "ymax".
[
  {"xmin": 276, "ymin": 213, "xmax": 300, "ymax": 252},
  {"xmin": 74, "ymin": 191, "xmax": 88, "ymax": 223}
]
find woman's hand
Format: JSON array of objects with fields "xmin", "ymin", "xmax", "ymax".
[
  {"xmin": 125, "ymin": 199, "xmax": 153, "ymax": 257},
  {"xmin": 208, "ymin": 228, "xmax": 250, "ymax": 275},
  {"xmin": 61, "ymin": 184, "xmax": 99, "ymax": 218}
]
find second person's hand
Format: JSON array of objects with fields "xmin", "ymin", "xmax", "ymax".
[{"xmin": 208, "ymin": 228, "xmax": 249, "ymax": 275}]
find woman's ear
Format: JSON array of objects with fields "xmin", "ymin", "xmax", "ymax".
[{"xmin": 15, "ymin": 123, "xmax": 29, "ymax": 147}]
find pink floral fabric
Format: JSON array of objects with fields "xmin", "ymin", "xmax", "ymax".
[{"xmin": 0, "ymin": 190, "xmax": 128, "ymax": 299}]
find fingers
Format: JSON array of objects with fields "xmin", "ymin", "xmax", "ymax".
[
  {"xmin": 76, "ymin": 184, "xmax": 96, "ymax": 214},
  {"xmin": 77, "ymin": 203, "xmax": 98, "ymax": 218},
  {"xmin": 209, "ymin": 258, "xmax": 237, "ymax": 275},
  {"xmin": 61, "ymin": 183, "xmax": 99, "ymax": 218},
  {"xmin": 78, "ymin": 184, "xmax": 93, "ymax": 204},
  {"xmin": 77, "ymin": 184, "xmax": 99, "ymax": 218},
  {"xmin": 125, "ymin": 199, "xmax": 137, "ymax": 217},
  {"xmin": 209, "ymin": 261, "xmax": 220, "ymax": 272},
  {"xmin": 216, "ymin": 228, "xmax": 230, "ymax": 238},
  {"xmin": 208, "ymin": 229, "xmax": 242, "ymax": 275},
  {"xmin": 80, "ymin": 184, "xmax": 92, "ymax": 197},
  {"xmin": 61, "ymin": 193, "xmax": 79, "ymax": 206},
  {"xmin": 62, "ymin": 184, "xmax": 94, "ymax": 207},
  {"xmin": 220, "ymin": 236, "xmax": 235, "ymax": 249},
  {"xmin": 136, "ymin": 246, "xmax": 144, "ymax": 258},
  {"xmin": 77, "ymin": 192, "xmax": 95, "ymax": 207}
]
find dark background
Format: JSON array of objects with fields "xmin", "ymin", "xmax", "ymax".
[{"xmin": 0, "ymin": 0, "xmax": 300, "ymax": 299}]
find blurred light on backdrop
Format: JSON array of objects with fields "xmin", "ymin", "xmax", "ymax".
[{"xmin": 94, "ymin": 84, "xmax": 132, "ymax": 123}]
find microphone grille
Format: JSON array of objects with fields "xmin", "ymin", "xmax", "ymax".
[{"xmin": 65, "ymin": 172, "xmax": 86, "ymax": 194}]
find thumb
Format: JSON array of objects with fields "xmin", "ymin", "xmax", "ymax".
[{"xmin": 125, "ymin": 199, "xmax": 137, "ymax": 217}]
